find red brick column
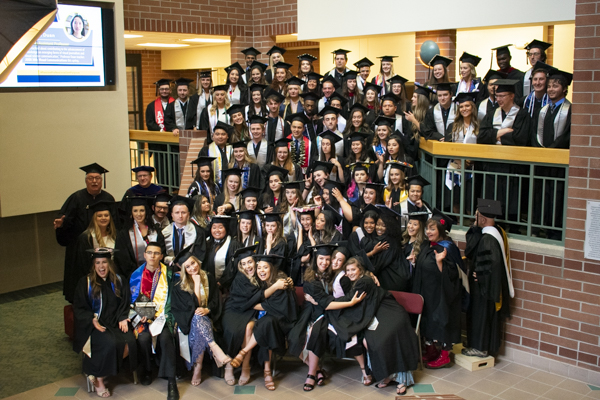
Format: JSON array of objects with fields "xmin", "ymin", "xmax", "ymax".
[{"xmin": 414, "ymin": 30, "xmax": 457, "ymax": 84}]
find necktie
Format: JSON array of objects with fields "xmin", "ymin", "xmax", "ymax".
[
  {"xmin": 176, "ymin": 228, "xmax": 184, "ymax": 253},
  {"xmin": 295, "ymin": 139, "xmax": 300, "ymax": 159}
]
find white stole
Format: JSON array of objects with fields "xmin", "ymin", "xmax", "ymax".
[
  {"xmin": 248, "ymin": 139, "xmax": 268, "ymax": 168},
  {"xmin": 162, "ymin": 222, "xmax": 197, "ymax": 265},
  {"xmin": 337, "ymin": 115, "xmax": 346, "ymax": 133},
  {"xmin": 433, "ymin": 103, "xmax": 456, "ymax": 135},
  {"xmin": 214, "ymin": 236, "xmax": 232, "ymax": 280},
  {"xmin": 208, "ymin": 105, "xmax": 229, "ymax": 134},
  {"xmin": 228, "ymin": 85, "xmax": 241, "ymax": 105},
  {"xmin": 174, "ymin": 100, "xmax": 187, "ymax": 130},
  {"xmin": 196, "ymin": 92, "xmax": 212, "ymax": 127},
  {"xmin": 482, "ymin": 226, "xmax": 515, "ymax": 298},
  {"xmin": 492, "ymin": 105, "xmax": 520, "ymax": 144},
  {"xmin": 478, "ymin": 100, "xmax": 492, "ymax": 123},
  {"xmin": 536, "ymin": 100, "xmax": 571, "ymax": 147},
  {"xmin": 333, "ymin": 130, "xmax": 344, "ymax": 156},
  {"xmin": 523, "ymin": 68, "xmax": 532, "ymax": 97},
  {"xmin": 208, "ymin": 142, "xmax": 232, "ymax": 186}
]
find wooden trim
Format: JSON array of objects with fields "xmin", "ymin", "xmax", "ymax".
[
  {"xmin": 419, "ymin": 138, "xmax": 570, "ymax": 165},
  {"xmin": 129, "ymin": 130, "xmax": 180, "ymax": 144}
]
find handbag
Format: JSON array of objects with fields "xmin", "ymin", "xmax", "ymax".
[{"xmin": 134, "ymin": 294, "xmax": 157, "ymax": 319}]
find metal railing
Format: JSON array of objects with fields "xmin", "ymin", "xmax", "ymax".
[
  {"xmin": 129, "ymin": 130, "xmax": 180, "ymax": 194},
  {"xmin": 418, "ymin": 139, "xmax": 570, "ymax": 244}
]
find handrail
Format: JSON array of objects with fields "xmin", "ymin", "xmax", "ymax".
[
  {"xmin": 419, "ymin": 138, "xmax": 570, "ymax": 165},
  {"xmin": 129, "ymin": 129, "xmax": 179, "ymax": 144}
]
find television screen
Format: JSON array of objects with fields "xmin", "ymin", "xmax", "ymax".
[{"xmin": 0, "ymin": 3, "xmax": 115, "ymax": 88}]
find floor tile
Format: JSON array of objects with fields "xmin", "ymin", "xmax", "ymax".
[
  {"xmin": 496, "ymin": 387, "xmax": 538, "ymax": 400},
  {"xmin": 591, "ymin": 385, "xmax": 600, "ymax": 391},
  {"xmin": 456, "ymin": 387, "xmax": 495, "ymax": 400},
  {"xmin": 472, "ymin": 379, "xmax": 509, "ymax": 396},
  {"xmin": 412, "ymin": 383, "xmax": 435, "ymax": 393},
  {"xmin": 54, "ymin": 387, "xmax": 79, "ymax": 396},
  {"xmin": 541, "ymin": 386, "xmax": 586, "ymax": 400},
  {"xmin": 557, "ymin": 379, "xmax": 593, "ymax": 395},
  {"xmin": 500, "ymin": 362, "xmax": 538, "ymax": 378},
  {"xmin": 432, "ymin": 379, "xmax": 465, "ymax": 394},
  {"xmin": 512, "ymin": 378, "xmax": 553, "ymax": 395},
  {"xmin": 484, "ymin": 369, "xmax": 525, "ymax": 386},
  {"xmin": 529, "ymin": 370, "xmax": 566, "ymax": 386}
]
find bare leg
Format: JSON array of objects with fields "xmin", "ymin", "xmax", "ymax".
[
  {"xmin": 303, "ymin": 351, "xmax": 319, "ymax": 389},
  {"xmin": 354, "ymin": 354, "xmax": 372, "ymax": 386},
  {"xmin": 264, "ymin": 351, "xmax": 275, "ymax": 390},
  {"xmin": 239, "ymin": 323, "xmax": 254, "ymax": 385},
  {"xmin": 95, "ymin": 377, "xmax": 110, "ymax": 397},
  {"xmin": 122, "ymin": 343, "xmax": 129, "ymax": 359},
  {"xmin": 191, "ymin": 351, "xmax": 204, "ymax": 386}
]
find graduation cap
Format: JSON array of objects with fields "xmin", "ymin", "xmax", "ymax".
[
  {"xmin": 283, "ymin": 180, "xmax": 305, "ymax": 191},
  {"xmin": 226, "ymin": 62, "xmax": 245, "ymax": 75},
  {"xmin": 321, "ymin": 75, "xmax": 340, "ymax": 89},
  {"xmin": 173, "ymin": 244, "xmax": 196, "ymax": 267},
  {"xmin": 532, "ymin": 61, "xmax": 555, "ymax": 75},
  {"xmin": 347, "ymin": 161, "xmax": 373, "ymax": 172},
  {"xmin": 318, "ymin": 130, "xmax": 343, "ymax": 145},
  {"xmin": 174, "ymin": 77, "xmax": 193, "ymax": 87},
  {"xmin": 240, "ymin": 186, "xmax": 261, "ymax": 199},
  {"xmin": 125, "ymin": 195, "xmax": 153, "ymax": 209},
  {"xmin": 86, "ymin": 247, "xmax": 117, "ymax": 259},
  {"xmin": 413, "ymin": 82, "xmax": 434, "ymax": 97},
  {"xmin": 241, "ymin": 47, "xmax": 261, "ymax": 56},
  {"xmin": 273, "ymin": 61, "xmax": 293, "ymax": 70},
  {"xmin": 89, "ymin": 200, "xmax": 115, "ymax": 214},
  {"xmin": 266, "ymin": 164, "xmax": 289, "ymax": 179},
  {"xmin": 309, "ymin": 243, "xmax": 339, "ymax": 256},
  {"xmin": 331, "ymin": 49, "xmax": 351, "ymax": 61},
  {"xmin": 249, "ymin": 83, "xmax": 267, "ymax": 93},
  {"xmin": 349, "ymin": 103, "xmax": 369, "ymax": 115},
  {"xmin": 191, "ymin": 156, "xmax": 216, "ymax": 167},
  {"xmin": 387, "ymin": 160, "xmax": 413, "ymax": 170},
  {"xmin": 364, "ymin": 182, "xmax": 386, "ymax": 196},
  {"xmin": 492, "ymin": 44, "xmax": 513, "ymax": 56},
  {"xmin": 294, "ymin": 205, "xmax": 320, "ymax": 218},
  {"xmin": 330, "ymin": 240, "xmax": 350, "ymax": 258},
  {"xmin": 286, "ymin": 76, "xmax": 305, "ymax": 86},
  {"xmin": 226, "ymin": 104, "xmax": 245, "ymax": 116},
  {"xmin": 252, "ymin": 253, "xmax": 285, "ymax": 265},
  {"xmin": 154, "ymin": 78, "xmax": 171, "ymax": 95},
  {"xmin": 249, "ymin": 60, "xmax": 268, "ymax": 72},
  {"xmin": 298, "ymin": 53, "xmax": 317, "ymax": 62},
  {"xmin": 389, "ymin": 75, "xmax": 408, "ymax": 85},
  {"xmin": 323, "ymin": 179, "xmax": 345, "ymax": 193},
  {"xmin": 380, "ymin": 92, "xmax": 400, "ymax": 104},
  {"xmin": 354, "ymin": 57, "xmax": 374, "ymax": 68},
  {"xmin": 233, "ymin": 244, "xmax": 258, "ymax": 261},
  {"xmin": 249, "ymin": 114, "xmax": 268, "ymax": 125},
  {"xmin": 548, "ymin": 68, "xmax": 573, "ymax": 86},
  {"xmin": 211, "ymin": 214, "xmax": 234, "ymax": 224},
  {"xmin": 286, "ymin": 112, "xmax": 310, "ymax": 125},
  {"xmin": 328, "ymin": 92, "xmax": 348, "ymax": 107},
  {"xmin": 169, "ymin": 195, "xmax": 194, "ymax": 212},
  {"xmin": 264, "ymin": 88, "xmax": 285, "ymax": 103},
  {"xmin": 459, "ymin": 52, "xmax": 482, "ymax": 67},
  {"xmin": 153, "ymin": 192, "xmax": 172, "ymax": 205},
  {"xmin": 344, "ymin": 70, "xmax": 358, "ymax": 80},
  {"xmin": 375, "ymin": 204, "xmax": 402, "ymax": 220},
  {"xmin": 406, "ymin": 211, "xmax": 429, "ymax": 223},
  {"xmin": 260, "ymin": 212, "xmax": 284, "ymax": 223},
  {"xmin": 477, "ymin": 198, "xmax": 503, "ymax": 218},
  {"xmin": 435, "ymin": 82, "xmax": 453, "ymax": 93},
  {"xmin": 525, "ymin": 39, "xmax": 552, "ymax": 51},
  {"xmin": 214, "ymin": 121, "xmax": 234, "ymax": 134},
  {"xmin": 231, "ymin": 139, "xmax": 249, "ymax": 149},
  {"xmin": 429, "ymin": 54, "xmax": 453, "ymax": 67},
  {"xmin": 374, "ymin": 115, "xmax": 396, "ymax": 128},
  {"xmin": 199, "ymin": 70, "xmax": 215, "ymax": 78},
  {"xmin": 306, "ymin": 72, "xmax": 323, "ymax": 82},
  {"xmin": 272, "ymin": 137, "xmax": 292, "ymax": 148},
  {"xmin": 234, "ymin": 209, "xmax": 259, "ymax": 220},
  {"xmin": 454, "ymin": 92, "xmax": 478, "ymax": 104},
  {"xmin": 81, "ymin": 163, "xmax": 109, "ymax": 188},
  {"xmin": 483, "ymin": 69, "xmax": 507, "ymax": 83},
  {"xmin": 431, "ymin": 208, "xmax": 455, "ymax": 232},
  {"xmin": 348, "ymin": 131, "xmax": 370, "ymax": 142},
  {"xmin": 132, "ymin": 166, "xmax": 155, "ymax": 174},
  {"xmin": 213, "ymin": 84, "xmax": 229, "ymax": 92},
  {"xmin": 377, "ymin": 55, "xmax": 397, "ymax": 63},
  {"xmin": 300, "ymin": 92, "xmax": 321, "ymax": 102},
  {"xmin": 311, "ymin": 160, "xmax": 335, "ymax": 174},
  {"xmin": 221, "ymin": 168, "xmax": 244, "ymax": 180},
  {"xmin": 318, "ymin": 105, "xmax": 341, "ymax": 117},
  {"xmin": 493, "ymin": 79, "xmax": 520, "ymax": 93},
  {"xmin": 322, "ymin": 203, "xmax": 343, "ymax": 225},
  {"xmin": 266, "ymin": 45, "xmax": 286, "ymax": 56},
  {"xmin": 406, "ymin": 174, "xmax": 430, "ymax": 188},
  {"xmin": 363, "ymin": 82, "xmax": 382, "ymax": 94}
]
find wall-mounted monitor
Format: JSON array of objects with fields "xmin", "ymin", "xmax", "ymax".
[{"xmin": 0, "ymin": 2, "xmax": 115, "ymax": 89}]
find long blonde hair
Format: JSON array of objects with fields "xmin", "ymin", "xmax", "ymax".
[
  {"xmin": 209, "ymin": 93, "xmax": 231, "ymax": 116},
  {"xmin": 451, "ymin": 101, "xmax": 479, "ymax": 142},
  {"xmin": 178, "ymin": 255, "xmax": 210, "ymax": 307},
  {"xmin": 238, "ymin": 256, "xmax": 259, "ymax": 287},
  {"xmin": 223, "ymin": 174, "xmax": 241, "ymax": 210},
  {"xmin": 86, "ymin": 211, "xmax": 117, "ymax": 248},
  {"xmin": 401, "ymin": 220, "xmax": 425, "ymax": 260},
  {"xmin": 411, "ymin": 93, "xmax": 430, "ymax": 139}
]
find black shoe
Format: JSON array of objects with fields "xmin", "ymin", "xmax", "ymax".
[
  {"xmin": 141, "ymin": 370, "xmax": 152, "ymax": 386},
  {"xmin": 167, "ymin": 381, "xmax": 179, "ymax": 400}
]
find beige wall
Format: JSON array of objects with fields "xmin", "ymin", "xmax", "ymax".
[
  {"xmin": 318, "ymin": 33, "xmax": 416, "ymax": 82},
  {"xmin": 0, "ymin": 0, "xmax": 130, "ymax": 218},
  {"xmin": 161, "ymin": 44, "xmax": 231, "ymax": 71},
  {"xmin": 553, "ymin": 23, "xmax": 576, "ymax": 73}
]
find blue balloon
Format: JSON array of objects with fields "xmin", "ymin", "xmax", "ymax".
[{"xmin": 420, "ymin": 40, "xmax": 440, "ymax": 66}]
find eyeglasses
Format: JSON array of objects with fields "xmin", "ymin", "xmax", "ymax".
[
  {"xmin": 527, "ymin": 52, "xmax": 541, "ymax": 57},
  {"xmin": 155, "ymin": 206, "xmax": 168, "ymax": 211},
  {"xmin": 145, "ymin": 251, "xmax": 162, "ymax": 257},
  {"xmin": 86, "ymin": 176, "xmax": 102, "ymax": 181}
]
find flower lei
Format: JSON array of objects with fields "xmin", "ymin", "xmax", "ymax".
[{"xmin": 292, "ymin": 137, "xmax": 307, "ymax": 167}]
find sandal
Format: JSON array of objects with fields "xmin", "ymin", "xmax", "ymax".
[
  {"xmin": 376, "ymin": 379, "xmax": 391, "ymax": 388},
  {"xmin": 397, "ymin": 384, "xmax": 407, "ymax": 396},
  {"xmin": 96, "ymin": 388, "xmax": 110, "ymax": 398},
  {"xmin": 316, "ymin": 369, "xmax": 327, "ymax": 386},
  {"xmin": 360, "ymin": 368, "xmax": 372, "ymax": 386},
  {"xmin": 224, "ymin": 365, "xmax": 236, "ymax": 386},
  {"xmin": 238, "ymin": 367, "xmax": 251, "ymax": 386},
  {"xmin": 230, "ymin": 349, "xmax": 247, "ymax": 368},
  {"xmin": 191, "ymin": 363, "xmax": 202, "ymax": 386},
  {"xmin": 264, "ymin": 369, "xmax": 275, "ymax": 391},
  {"xmin": 303, "ymin": 374, "xmax": 316, "ymax": 392}
]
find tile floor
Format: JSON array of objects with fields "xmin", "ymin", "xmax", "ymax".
[{"xmin": 4, "ymin": 356, "xmax": 600, "ymax": 400}]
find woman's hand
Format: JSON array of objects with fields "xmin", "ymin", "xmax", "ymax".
[
  {"xmin": 140, "ymin": 316, "xmax": 148, "ymax": 324},
  {"xmin": 406, "ymin": 249, "xmax": 415, "ymax": 265},
  {"xmin": 377, "ymin": 153, "xmax": 385, "ymax": 164},
  {"xmin": 53, "ymin": 215, "xmax": 65, "ymax": 229},
  {"xmin": 314, "ymin": 195, "xmax": 322, "ymax": 206},
  {"xmin": 331, "ymin": 187, "xmax": 344, "ymax": 202},
  {"xmin": 304, "ymin": 293, "xmax": 318, "ymax": 305},
  {"xmin": 372, "ymin": 241, "xmax": 390, "ymax": 254},
  {"xmin": 285, "ymin": 277, "xmax": 294, "ymax": 287},
  {"xmin": 264, "ymin": 206, "xmax": 274, "ymax": 213},
  {"xmin": 385, "ymin": 196, "xmax": 392, "ymax": 208},
  {"xmin": 350, "ymin": 291, "xmax": 367, "ymax": 305},
  {"xmin": 118, "ymin": 319, "xmax": 129, "ymax": 333},
  {"xmin": 92, "ymin": 317, "xmax": 106, "ymax": 332},
  {"xmin": 273, "ymin": 278, "xmax": 288, "ymax": 290},
  {"xmin": 217, "ymin": 205, "xmax": 227, "ymax": 215},
  {"xmin": 195, "ymin": 307, "xmax": 210, "ymax": 316},
  {"xmin": 331, "ymin": 158, "xmax": 341, "ymax": 168},
  {"xmin": 173, "ymin": 129, "xmax": 180, "ymax": 137},
  {"xmin": 439, "ymin": 137, "xmax": 445, "ymax": 142},
  {"xmin": 404, "ymin": 111, "xmax": 416, "ymax": 123}
]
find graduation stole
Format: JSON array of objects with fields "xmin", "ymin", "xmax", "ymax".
[
  {"xmin": 196, "ymin": 92, "xmax": 212, "ymax": 127},
  {"xmin": 536, "ymin": 100, "xmax": 571, "ymax": 147},
  {"xmin": 174, "ymin": 99, "xmax": 189, "ymax": 130},
  {"xmin": 524, "ymin": 92, "xmax": 549, "ymax": 117},
  {"xmin": 155, "ymin": 97, "xmax": 174, "ymax": 130},
  {"xmin": 453, "ymin": 122, "xmax": 477, "ymax": 144},
  {"xmin": 87, "ymin": 276, "xmax": 119, "ymax": 318},
  {"xmin": 478, "ymin": 99, "xmax": 492, "ymax": 122},
  {"xmin": 492, "ymin": 105, "xmax": 520, "ymax": 144},
  {"xmin": 433, "ymin": 103, "xmax": 456, "ymax": 135},
  {"xmin": 235, "ymin": 161, "xmax": 251, "ymax": 189},
  {"xmin": 194, "ymin": 270, "xmax": 210, "ymax": 308},
  {"xmin": 482, "ymin": 225, "xmax": 515, "ymax": 309},
  {"xmin": 457, "ymin": 79, "xmax": 479, "ymax": 93},
  {"xmin": 130, "ymin": 262, "xmax": 169, "ymax": 317},
  {"xmin": 129, "ymin": 222, "xmax": 158, "ymax": 266},
  {"xmin": 208, "ymin": 142, "xmax": 232, "ymax": 186},
  {"xmin": 247, "ymin": 139, "xmax": 268, "ymax": 167},
  {"xmin": 228, "ymin": 85, "xmax": 241, "ymax": 104},
  {"xmin": 209, "ymin": 105, "xmax": 229, "ymax": 134},
  {"xmin": 374, "ymin": 75, "xmax": 389, "ymax": 95},
  {"xmin": 289, "ymin": 134, "xmax": 310, "ymax": 169},
  {"xmin": 214, "ymin": 236, "xmax": 232, "ymax": 281}
]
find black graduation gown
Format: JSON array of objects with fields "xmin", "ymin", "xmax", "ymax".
[
  {"xmin": 328, "ymin": 276, "xmax": 419, "ymax": 380},
  {"xmin": 287, "ymin": 279, "xmax": 333, "ymax": 358},
  {"xmin": 412, "ymin": 241, "xmax": 461, "ymax": 345},
  {"xmin": 420, "ymin": 106, "xmax": 454, "ymax": 141},
  {"xmin": 253, "ymin": 279, "xmax": 298, "ymax": 364},
  {"xmin": 203, "ymin": 237, "xmax": 241, "ymax": 290},
  {"xmin": 56, "ymin": 189, "xmax": 116, "ymax": 303},
  {"xmin": 257, "ymin": 238, "xmax": 289, "ymax": 273},
  {"xmin": 73, "ymin": 275, "xmax": 137, "ymax": 377},
  {"xmin": 145, "ymin": 101, "xmax": 166, "ymax": 131},
  {"xmin": 164, "ymin": 98, "xmax": 198, "ymax": 131},
  {"xmin": 171, "ymin": 272, "xmax": 222, "ymax": 335},
  {"xmin": 359, "ymin": 234, "xmax": 411, "ymax": 292},
  {"xmin": 73, "ymin": 233, "xmax": 109, "ymax": 293},
  {"xmin": 239, "ymin": 162, "xmax": 263, "ymax": 190},
  {"xmin": 221, "ymin": 273, "xmax": 263, "ymax": 355},
  {"xmin": 114, "ymin": 228, "xmax": 166, "ymax": 278},
  {"xmin": 285, "ymin": 232, "xmax": 310, "ymax": 285},
  {"xmin": 464, "ymin": 227, "xmax": 510, "ymax": 355},
  {"xmin": 504, "ymin": 68, "xmax": 525, "ymax": 100}
]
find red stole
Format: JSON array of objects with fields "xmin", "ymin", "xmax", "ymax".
[
  {"xmin": 287, "ymin": 134, "xmax": 311, "ymax": 169},
  {"xmin": 141, "ymin": 267, "xmax": 157, "ymax": 298},
  {"xmin": 155, "ymin": 97, "xmax": 174, "ymax": 130}
]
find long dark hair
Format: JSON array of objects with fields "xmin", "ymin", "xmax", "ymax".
[
  {"xmin": 303, "ymin": 252, "xmax": 333, "ymax": 288},
  {"xmin": 89, "ymin": 257, "xmax": 121, "ymax": 299},
  {"xmin": 127, "ymin": 203, "xmax": 155, "ymax": 229},
  {"xmin": 314, "ymin": 211, "xmax": 338, "ymax": 244}
]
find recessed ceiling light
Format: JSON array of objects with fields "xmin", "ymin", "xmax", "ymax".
[
  {"xmin": 137, "ymin": 43, "xmax": 189, "ymax": 48},
  {"xmin": 124, "ymin": 34, "xmax": 143, "ymax": 38},
  {"xmin": 182, "ymin": 38, "xmax": 230, "ymax": 43}
]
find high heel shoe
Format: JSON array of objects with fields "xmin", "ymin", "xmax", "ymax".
[
  {"xmin": 303, "ymin": 374, "xmax": 316, "ymax": 392},
  {"xmin": 230, "ymin": 349, "xmax": 247, "ymax": 368},
  {"xmin": 360, "ymin": 368, "xmax": 372, "ymax": 386},
  {"xmin": 238, "ymin": 367, "xmax": 251, "ymax": 386},
  {"xmin": 264, "ymin": 369, "xmax": 275, "ymax": 391},
  {"xmin": 224, "ymin": 365, "xmax": 236, "ymax": 386},
  {"xmin": 209, "ymin": 342, "xmax": 232, "ymax": 368}
]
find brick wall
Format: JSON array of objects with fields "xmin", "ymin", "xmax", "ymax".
[
  {"xmin": 415, "ymin": 30, "xmax": 457, "ymax": 84},
  {"xmin": 547, "ymin": 25, "xmax": 555, "ymax": 65}
]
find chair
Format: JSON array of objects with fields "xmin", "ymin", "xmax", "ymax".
[
  {"xmin": 390, "ymin": 291, "xmax": 425, "ymax": 370},
  {"xmin": 294, "ymin": 286, "xmax": 305, "ymax": 308}
]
